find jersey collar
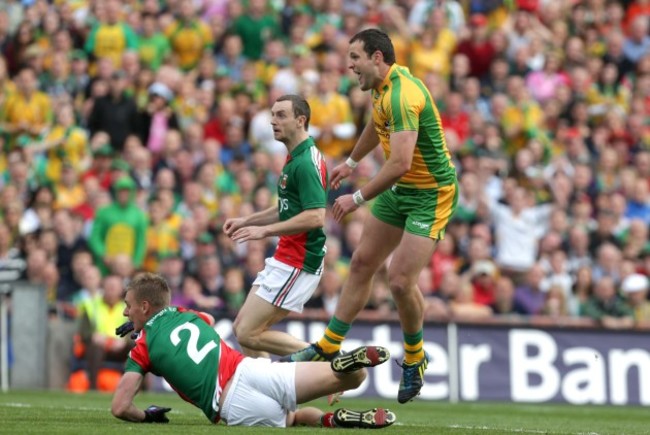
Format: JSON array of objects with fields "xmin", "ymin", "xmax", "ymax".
[
  {"xmin": 289, "ymin": 136, "xmax": 315, "ymax": 159},
  {"xmin": 375, "ymin": 63, "xmax": 399, "ymax": 93}
]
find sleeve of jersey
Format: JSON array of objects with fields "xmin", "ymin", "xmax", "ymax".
[
  {"xmin": 124, "ymin": 334, "xmax": 151, "ymax": 374},
  {"xmin": 296, "ymin": 150, "xmax": 328, "ymax": 210},
  {"xmin": 388, "ymin": 81, "xmax": 423, "ymax": 134},
  {"xmin": 177, "ymin": 306, "xmax": 213, "ymax": 325}
]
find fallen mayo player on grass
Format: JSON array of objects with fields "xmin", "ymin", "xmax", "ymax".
[{"xmin": 111, "ymin": 272, "xmax": 396, "ymax": 428}]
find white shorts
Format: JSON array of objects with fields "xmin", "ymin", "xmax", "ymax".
[
  {"xmin": 220, "ymin": 357, "xmax": 297, "ymax": 427},
  {"xmin": 253, "ymin": 257, "xmax": 322, "ymax": 313}
]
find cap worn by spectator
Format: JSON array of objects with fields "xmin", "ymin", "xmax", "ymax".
[
  {"xmin": 113, "ymin": 176, "xmax": 136, "ymax": 191},
  {"xmin": 517, "ymin": 0, "xmax": 539, "ymax": 12},
  {"xmin": 148, "ymin": 82, "xmax": 174, "ymax": 102},
  {"xmin": 158, "ymin": 251, "xmax": 182, "ymax": 261},
  {"xmin": 198, "ymin": 232, "xmax": 215, "ymax": 244},
  {"xmin": 69, "ymin": 50, "xmax": 88, "ymax": 62},
  {"xmin": 110, "ymin": 159, "xmax": 131, "ymax": 172},
  {"xmin": 93, "ymin": 144, "xmax": 114, "ymax": 157},
  {"xmin": 472, "ymin": 260, "xmax": 497, "ymax": 278},
  {"xmin": 622, "ymin": 274, "xmax": 649, "ymax": 294},
  {"xmin": 469, "ymin": 14, "xmax": 488, "ymax": 28},
  {"xmin": 111, "ymin": 70, "xmax": 127, "ymax": 80},
  {"xmin": 200, "ymin": 79, "xmax": 216, "ymax": 91},
  {"xmin": 215, "ymin": 66, "xmax": 230, "ymax": 78},
  {"xmin": 16, "ymin": 135, "xmax": 33, "ymax": 148},
  {"xmin": 290, "ymin": 45, "xmax": 310, "ymax": 58},
  {"xmin": 24, "ymin": 44, "xmax": 44, "ymax": 59}
]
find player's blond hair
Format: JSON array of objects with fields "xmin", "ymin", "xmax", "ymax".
[{"xmin": 126, "ymin": 272, "xmax": 171, "ymax": 310}]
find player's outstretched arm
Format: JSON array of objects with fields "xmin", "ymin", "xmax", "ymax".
[
  {"xmin": 224, "ymin": 205, "xmax": 279, "ymax": 237},
  {"xmin": 356, "ymin": 130, "xmax": 417, "ymax": 201},
  {"xmin": 261, "ymin": 208, "xmax": 325, "ymax": 237},
  {"xmin": 332, "ymin": 131, "xmax": 417, "ymax": 222},
  {"xmin": 112, "ymin": 372, "xmax": 149, "ymax": 422},
  {"xmin": 232, "ymin": 208, "xmax": 325, "ymax": 242}
]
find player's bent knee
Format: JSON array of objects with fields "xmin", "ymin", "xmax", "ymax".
[
  {"xmin": 349, "ymin": 251, "xmax": 379, "ymax": 276},
  {"xmin": 339, "ymin": 368, "xmax": 366, "ymax": 390},
  {"xmin": 232, "ymin": 320, "xmax": 256, "ymax": 347},
  {"xmin": 388, "ymin": 275, "xmax": 413, "ymax": 298}
]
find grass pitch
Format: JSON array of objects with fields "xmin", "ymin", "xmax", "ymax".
[{"xmin": 0, "ymin": 390, "xmax": 647, "ymax": 434}]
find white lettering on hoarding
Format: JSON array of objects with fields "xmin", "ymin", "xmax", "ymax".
[
  {"xmin": 213, "ymin": 320, "xmax": 650, "ymax": 406},
  {"xmin": 460, "ymin": 344, "xmax": 492, "ymax": 401},
  {"xmin": 509, "ymin": 330, "xmax": 560, "ymax": 402},
  {"xmin": 561, "ymin": 348, "xmax": 606, "ymax": 405},
  {"xmin": 508, "ymin": 329, "xmax": 650, "ymax": 405},
  {"xmin": 609, "ymin": 349, "xmax": 650, "ymax": 406}
]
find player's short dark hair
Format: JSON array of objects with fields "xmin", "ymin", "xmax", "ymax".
[
  {"xmin": 127, "ymin": 272, "xmax": 171, "ymax": 309},
  {"xmin": 276, "ymin": 94, "xmax": 311, "ymax": 130},
  {"xmin": 349, "ymin": 29, "xmax": 396, "ymax": 65}
]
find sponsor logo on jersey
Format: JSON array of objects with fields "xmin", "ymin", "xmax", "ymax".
[{"xmin": 279, "ymin": 173, "xmax": 288, "ymax": 190}]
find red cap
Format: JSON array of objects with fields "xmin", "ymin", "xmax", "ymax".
[
  {"xmin": 517, "ymin": 0, "xmax": 538, "ymax": 13},
  {"xmin": 565, "ymin": 128, "xmax": 581, "ymax": 140},
  {"xmin": 470, "ymin": 14, "xmax": 488, "ymax": 27}
]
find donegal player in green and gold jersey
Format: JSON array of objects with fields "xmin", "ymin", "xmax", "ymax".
[{"xmin": 284, "ymin": 29, "xmax": 458, "ymax": 404}]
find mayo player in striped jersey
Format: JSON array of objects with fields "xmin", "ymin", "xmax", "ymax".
[
  {"xmin": 111, "ymin": 273, "xmax": 395, "ymax": 428},
  {"xmin": 224, "ymin": 95, "xmax": 330, "ymax": 358}
]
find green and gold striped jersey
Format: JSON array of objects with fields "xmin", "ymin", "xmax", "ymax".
[{"xmin": 371, "ymin": 64, "xmax": 456, "ymax": 189}]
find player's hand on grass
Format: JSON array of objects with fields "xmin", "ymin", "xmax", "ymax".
[
  {"xmin": 328, "ymin": 391, "xmax": 344, "ymax": 406},
  {"xmin": 143, "ymin": 405, "xmax": 171, "ymax": 423},
  {"xmin": 115, "ymin": 321, "xmax": 135, "ymax": 338}
]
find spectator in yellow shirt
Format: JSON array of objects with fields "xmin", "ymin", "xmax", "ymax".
[
  {"xmin": 0, "ymin": 66, "xmax": 53, "ymax": 149},
  {"xmin": 54, "ymin": 162, "xmax": 87, "ymax": 210},
  {"xmin": 84, "ymin": 0, "xmax": 138, "ymax": 69},
  {"xmin": 164, "ymin": 0, "xmax": 213, "ymax": 71},
  {"xmin": 43, "ymin": 103, "xmax": 89, "ymax": 183},
  {"xmin": 409, "ymin": 28, "xmax": 452, "ymax": 79},
  {"xmin": 501, "ymin": 76, "xmax": 545, "ymax": 156},
  {"xmin": 307, "ymin": 73, "xmax": 356, "ymax": 159},
  {"xmin": 77, "ymin": 273, "xmax": 130, "ymax": 390},
  {"xmin": 143, "ymin": 196, "xmax": 180, "ymax": 273},
  {"xmin": 0, "ymin": 57, "xmax": 16, "ymax": 108}
]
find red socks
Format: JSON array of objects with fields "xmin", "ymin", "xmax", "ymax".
[{"xmin": 321, "ymin": 412, "xmax": 335, "ymax": 428}]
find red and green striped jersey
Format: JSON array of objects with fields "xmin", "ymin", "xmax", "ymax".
[
  {"xmin": 371, "ymin": 64, "xmax": 456, "ymax": 189},
  {"xmin": 274, "ymin": 137, "xmax": 328, "ymax": 274},
  {"xmin": 124, "ymin": 307, "xmax": 244, "ymax": 423}
]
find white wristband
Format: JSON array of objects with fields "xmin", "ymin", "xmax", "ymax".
[
  {"xmin": 345, "ymin": 157, "xmax": 358, "ymax": 169},
  {"xmin": 352, "ymin": 190, "xmax": 366, "ymax": 206}
]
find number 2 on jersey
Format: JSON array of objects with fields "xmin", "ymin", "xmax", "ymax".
[{"xmin": 170, "ymin": 322, "xmax": 218, "ymax": 364}]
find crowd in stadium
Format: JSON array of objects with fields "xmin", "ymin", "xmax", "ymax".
[{"xmin": 2, "ymin": 0, "xmax": 650, "ymax": 387}]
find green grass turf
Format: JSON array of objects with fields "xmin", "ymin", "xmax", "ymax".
[{"xmin": 0, "ymin": 390, "xmax": 647, "ymax": 434}]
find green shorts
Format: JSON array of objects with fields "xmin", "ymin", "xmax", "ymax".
[{"xmin": 371, "ymin": 181, "xmax": 458, "ymax": 240}]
